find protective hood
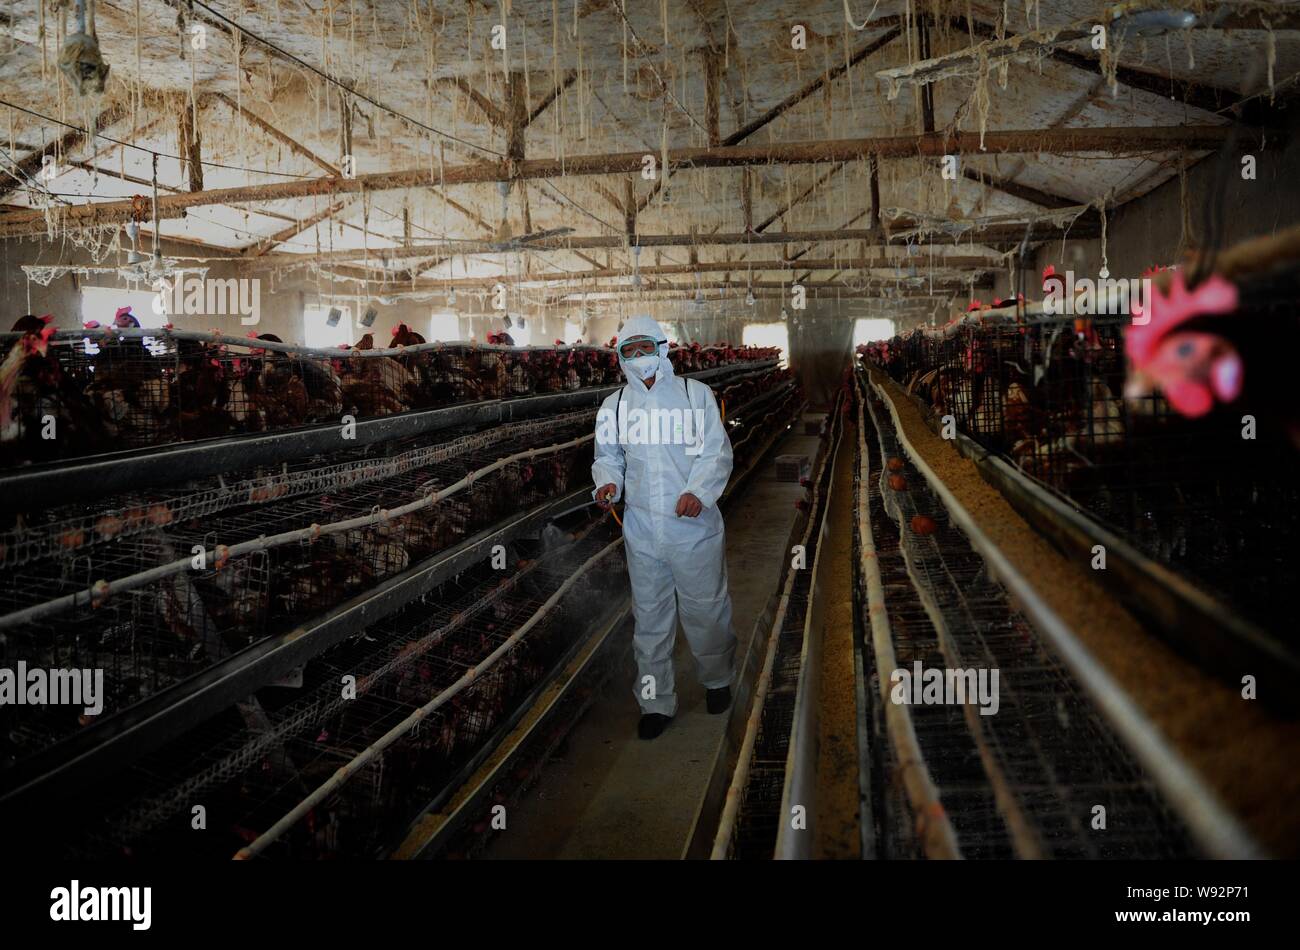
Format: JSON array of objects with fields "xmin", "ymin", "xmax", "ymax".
[{"xmin": 616, "ymin": 315, "xmax": 674, "ymax": 385}]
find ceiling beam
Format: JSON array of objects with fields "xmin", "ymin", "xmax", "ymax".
[
  {"xmin": 944, "ymin": 13, "xmax": 1249, "ymax": 118},
  {"xmin": 210, "ymin": 93, "xmax": 340, "ymax": 176},
  {"xmin": 542, "ymin": 282, "xmax": 985, "ymax": 304},
  {"xmin": 248, "ymin": 220, "xmax": 1097, "ymax": 268},
  {"xmin": 249, "ymin": 197, "xmax": 354, "ymax": 256},
  {"xmin": 0, "ymin": 126, "xmax": 1236, "ymax": 237},
  {"xmin": 961, "ymin": 167, "xmax": 1086, "ymax": 211},
  {"xmin": 723, "ymin": 23, "xmax": 903, "ymax": 145},
  {"xmin": 527, "ymin": 71, "xmax": 578, "ymax": 128},
  {"xmin": 756, "ymin": 164, "xmax": 842, "ymax": 233},
  {"xmin": 0, "ymin": 100, "xmax": 130, "ymax": 200},
  {"xmin": 408, "ymin": 255, "xmax": 999, "ymax": 287}
]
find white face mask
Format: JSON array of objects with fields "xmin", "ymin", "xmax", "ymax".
[{"xmin": 623, "ymin": 353, "xmax": 659, "ymax": 381}]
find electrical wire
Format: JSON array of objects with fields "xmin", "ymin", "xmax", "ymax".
[
  {"xmin": 188, "ymin": 0, "xmax": 504, "ymax": 159},
  {"xmin": 0, "ymin": 99, "xmax": 321, "ymax": 179}
]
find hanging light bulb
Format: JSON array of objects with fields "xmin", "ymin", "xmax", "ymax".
[
  {"xmin": 780, "ymin": 308, "xmax": 789, "ymax": 321},
  {"xmin": 745, "ymin": 289, "xmax": 755, "ymax": 307},
  {"xmin": 695, "ymin": 287, "xmax": 705, "ymax": 305},
  {"xmin": 447, "ymin": 286, "xmax": 457, "ymax": 307}
]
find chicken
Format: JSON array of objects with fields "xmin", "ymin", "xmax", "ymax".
[
  {"xmin": 175, "ymin": 338, "xmax": 234, "ymax": 440},
  {"xmin": 340, "ymin": 332, "xmax": 413, "ymax": 417},
  {"xmin": 1120, "ymin": 273, "xmax": 1300, "ymax": 444},
  {"xmin": 1, "ymin": 317, "xmax": 102, "ymax": 457}
]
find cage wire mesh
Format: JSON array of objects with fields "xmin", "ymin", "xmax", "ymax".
[
  {"xmin": 861, "ymin": 377, "xmax": 1197, "ymax": 859},
  {"xmin": 57, "ymin": 515, "xmax": 628, "ymax": 859},
  {"xmin": 0, "ymin": 328, "xmax": 779, "ymax": 468},
  {"xmin": 864, "ymin": 274, "xmax": 1300, "ymax": 638},
  {"xmin": 0, "ymin": 364, "xmax": 792, "ymax": 797}
]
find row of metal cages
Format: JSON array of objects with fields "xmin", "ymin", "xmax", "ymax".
[
  {"xmin": 859, "ymin": 263, "xmax": 1300, "ymax": 636},
  {"xmin": 34, "ymin": 515, "xmax": 629, "ymax": 859},
  {"xmin": 854, "ymin": 369, "xmax": 1196, "ymax": 859},
  {"xmin": 0, "ymin": 326, "xmax": 780, "ymax": 466},
  {"xmin": 0, "ymin": 362, "xmax": 797, "ymax": 795},
  {"xmin": 13, "ymin": 373, "xmax": 805, "ymax": 860}
]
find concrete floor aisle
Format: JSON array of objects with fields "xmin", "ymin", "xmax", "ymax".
[{"xmin": 484, "ymin": 420, "xmax": 824, "ymax": 859}]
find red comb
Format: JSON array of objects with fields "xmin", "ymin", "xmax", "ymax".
[{"xmin": 1125, "ymin": 272, "xmax": 1239, "ymax": 369}]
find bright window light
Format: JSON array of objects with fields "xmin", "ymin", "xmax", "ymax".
[
  {"xmin": 429, "ymin": 310, "xmax": 461, "ymax": 342},
  {"xmin": 80, "ymin": 286, "xmax": 167, "ymax": 329},
  {"xmin": 853, "ymin": 318, "xmax": 895, "ymax": 347},
  {"xmin": 304, "ymin": 304, "xmax": 353, "ymax": 349},
  {"xmin": 562, "ymin": 320, "xmax": 582, "ymax": 343},
  {"xmin": 742, "ymin": 322, "xmax": 789, "ymax": 367}
]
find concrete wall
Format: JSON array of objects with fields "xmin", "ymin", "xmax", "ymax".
[{"xmin": 990, "ymin": 109, "xmax": 1300, "ymax": 300}]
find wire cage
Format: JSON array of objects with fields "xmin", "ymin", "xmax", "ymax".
[
  {"xmin": 858, "ymin": 378, "xmax": 1196, "ymax": 859},
  {"xmin": 0, "ymin": 431, "xmax": 596, "ymax": 769},
  {"xmin": 0, "ymin": 328, "xmax": 780, "ymax": 468},
  {"xmin": 0, "ymin": 363, "xmax": 791, "ymax": 778},
  {"xmin": 863, "ymin": 270, "xmax": 1300, "ymax": 636},
  {"xmin": 49, "ymin": 518, "xmax": 629, "ymax": 859}
]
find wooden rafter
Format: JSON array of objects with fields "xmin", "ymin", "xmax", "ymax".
[
  {"xmin": 527, "ymin": 71, "xmax": 578, "ymax": 127},
  {"xmin": 400, "ymin": 254, "xmax": 999, "ymax": 288},
  {"xmin": 245, "ymin": 197, "xmax": 356, "ymax": 256},
  {"xmin": 210, "ymin": 93, "xmax": 340, "ymax": 176},
  {"xmin": 0, "ymin": 127, "xmax": 1232, "ymax": 237},
  {"xmin": 0, "ymin": 101, "xmax": 130, "ymax": 200},
  {"xmin": 247, "ymin": 220, "xmax": 1101, "ymax": 269},
  {"xmin": 723, "ymin": 23, "xmax": 903, "ymax": 145},
  {"xmin": 755, "ymin": 164, "xmax": 842, "ymax": 233}
]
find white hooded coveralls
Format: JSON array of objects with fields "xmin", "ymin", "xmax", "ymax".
[{"xmin": 591, "ymin": 316, "xmax": 737, "ymax": 717}]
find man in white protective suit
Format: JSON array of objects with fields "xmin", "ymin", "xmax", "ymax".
[{"xmin": 592, "ymin": 315, "xmax": 738, "ymax": 740}]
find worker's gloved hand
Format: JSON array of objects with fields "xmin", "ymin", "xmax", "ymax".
[
  {"xmin": 675, "ymin": 492, "xmax": 703, "ymax": 518},
  {"xmin": 595, "ymin": 483, "xmax": 619, "ymax": 509}
]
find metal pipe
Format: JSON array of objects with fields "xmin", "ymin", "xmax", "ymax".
[
  {"xmin": 0, "ymin": 434, "xmax": 595, "ymax": 630},
  {"xmin": 863, "ymin": 386, "xmax": 1041, "ymax": 858},
  {"xmin": 233, "ymin": 538, "xmax": 626, "ymax": 859},
  {"xmin": 852, "ymin": 369, "xmax": 963, "ymax": 859},
  {"xmin": 711, "ymin": 404, "xmax": 841, "ymax": 858},
  {"xmin": 864, "ymin": 366, "xmax": 1265, "ymax": 859}
]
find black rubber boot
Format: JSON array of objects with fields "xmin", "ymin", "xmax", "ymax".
[
  {"xmin": 706, "ymin": 686, "xmax": 732, "ymax": 715},
  {"xmin": 638, "ymin": 713, "xmax": 671, "ymax": 740}
]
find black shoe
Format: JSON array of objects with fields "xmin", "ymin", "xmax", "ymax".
[
  {"xmin": 706, "ymin": 686, "xmax": 732, "ymax": 715},
  {"xmin": 638, "ymin": 713, "xmax": 671, "ymax": 740}
]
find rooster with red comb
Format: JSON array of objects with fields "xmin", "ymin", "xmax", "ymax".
[
  {"xmin": 1124, "ymin": 268, "xmax": 1300, "ymax": 448},
  {"xmin": 1124, "ymin": 272, "xmax": 1241, "ymax": 418}
]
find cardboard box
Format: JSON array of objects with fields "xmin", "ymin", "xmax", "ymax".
[{"xmin": 775, "ymin": 454, "xmax": 810, "ymax": 482}]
